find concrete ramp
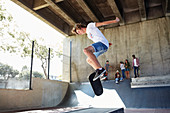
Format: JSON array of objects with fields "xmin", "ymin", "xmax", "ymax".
[
  {"xmin": 16, "ymin": 81, "xmax": 124, "ymax": 113},
  {"xmin": 17, "ymin": 79, "xmax": 170, "ymax": 112},
  {"xmin": 58, "ymin": 79, "xmax": 170, "ymax": 109},
  {"xmin": 58, "ymin": 81, "xmax": 125, "ymax": 109}
]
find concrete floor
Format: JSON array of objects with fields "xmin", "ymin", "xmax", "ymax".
[
  {"xmin": 102, "ymin": 79, "xmax": 170, "ymax": 108},
  {"xmin": 125, "ymin": 109, "xmax": 170, "ymax": 113}
]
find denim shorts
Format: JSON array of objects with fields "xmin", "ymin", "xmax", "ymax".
[
  {"xmin": 91, "ymin": 42, "xmax": 108, "ymax": 58},
  {"xmin": 125, "ymin": 68, "xmax": 130, "ymax": 71}
]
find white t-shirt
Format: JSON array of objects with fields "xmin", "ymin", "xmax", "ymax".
[
  {"xmin": 120, "ymin": 64, "xmax": 125, "ymax": 70},
  {"xmin": 86, "ymin": 22, "xmax": 109, "ymax": 48},
  {"xmin": 134, "ymin": 59, "xmax": 138, "ymax": 67}
]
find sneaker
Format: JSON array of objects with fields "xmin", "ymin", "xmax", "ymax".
[
  {"xmin": 120, "ymin": 77, "xmax": 123, "ymax": 81},
  {"xmin": 100, "ymin": 76, "xmax": 106, "ymax": 81},
  {"xmin": 93, "ymin": 68, "xmax": 106, "ymax": 81},
  {"xmin": 116, "ymin": 80, "xmax": 118, "ymax": 84}
]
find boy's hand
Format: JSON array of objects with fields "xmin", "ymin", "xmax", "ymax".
[{"xmin": 115, "ymin": 17, "xmax": 120, "ymax": 22}]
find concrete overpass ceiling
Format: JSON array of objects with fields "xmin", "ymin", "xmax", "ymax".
[
  {"xmin": 145, "ymin": 0, "xmax": 165, "ymax": 19},
  {"xmin": 11, "ymin": 0, "xmax": 169, "ymax": 36}
]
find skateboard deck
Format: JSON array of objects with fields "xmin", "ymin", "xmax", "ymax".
[{"xmin": 88, "ymin": 72, "xmax": 103, "ymax": 96}]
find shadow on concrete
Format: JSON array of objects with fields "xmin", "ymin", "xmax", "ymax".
[
  {"xmin": 57, "ymin": 82, "xmax": 95, "ymax": 107},
  {"xmin": 102, "ymin": 79, "xmax": 170, "ymax": 108}
]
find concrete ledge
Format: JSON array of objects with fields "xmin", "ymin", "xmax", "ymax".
[
  {"xmin": 131, "ymin": 75, "xmax": 170, "ymax": 88},
  {"xmin": 0, "ymin": 78, "xmax": 69, "ymax": 112}
]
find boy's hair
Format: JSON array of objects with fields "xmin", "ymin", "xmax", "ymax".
[
  {"xmin": 72, "ymin": 23, "xmax": 87, "ymax": 34},
  {"xmin": 132, "ymin": 55, "xmax": 135, "ymax": 58},
  {"xmin": 120, "ymin": 61, "xmax": 124, "ymax": 64},
  {"xmin": 106, "ymin": 60, "xmax": 109, "ymax": 62}
]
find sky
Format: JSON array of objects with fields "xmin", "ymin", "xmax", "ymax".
[{"xmin": 0, "ymin": 0, "xmax": 65, "ymax": 77}]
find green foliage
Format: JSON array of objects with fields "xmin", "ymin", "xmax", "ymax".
[
  {"xmin": 33, "ymin": 71, "xmax": 44, "ymax": 78},
  {"xmin": 0, "ymin": 63, "xmax": 44, "ymax": 81},
  {"xmin": 0, "ymin": 62, "xmax": 19, "ymax": 80},
  {"xmin": 19, "ymin": 65, "xmax": 44, "ymax": 80},
  {"xmin": 19, "ymin": 65, "xmax": 30, "ymax": 80},
  {"xmin": 0, "ymin": 1, "xmax": 12, "ymax": 21},
  {"xmin": 0, "ymin": 3, "xmax": 6, "ymax": 21}
]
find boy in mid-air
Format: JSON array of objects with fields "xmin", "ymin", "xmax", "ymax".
[{"xmin": 72, "ymin": 17, "xmax": 120, "ymax": 81}]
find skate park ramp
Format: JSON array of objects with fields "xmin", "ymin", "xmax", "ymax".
[
  {"xmin": 18, "ymin": 79, "xmax": 170, "ymax": 113},
  {"xmin": 18, "ymin": 81, "xmax": 125, "ymax": 113},
  {"xmin": 56, "ymin": 79, "xmax": 170, "ymax": 112},
  {"xmin": 58, "ymin": 82, "xmax": 126, "ymax": 108},
  {"xmin": 55, "ymin": 81, "xmax": 125, "ymax": 113},
  {"xmin": 58, "ymin": 79, "xmax": 170, "ymax": 109}
]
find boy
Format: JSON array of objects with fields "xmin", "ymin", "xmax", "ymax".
[
  {"xmin": 115, "ymin": 70, "xmax": 123, "ymax": 84},
  {"xmin": 103, "ymin": 60, "xmax": 112, "ymax": 80},
  {"xmin": 132, "ymin": 55, "xmax": 140, "ymax": 78},
  {"xmin": 72, "ymin": 17, "xmax": 120, "ymax": 81}
]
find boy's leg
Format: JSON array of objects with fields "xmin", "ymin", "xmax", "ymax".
[
  {"xmin": 125, "ymin": 70, "xmax": 129, "ymax": 79},
  {"xmin": 115, "ymin": 78, "xmax": 119, "ymax": 83},
  {"xmin": 134, "ymin": 67, "xmax": 137, "ymax": 78},
  {"xmin": 84, "ymin": 46, "xmax": 102, "ymax": 70},
  {"xmin": 84, "ymin": 42, "xmax": 107, "ymax": 81},
  {"xmin": 136, "ymin": 67, "xmax": 139, "ymax": 77},
  {"xmin": 122, "ymin": 69, "xmax": 125, "ymax": 78},
  {"xmin": 106, "ymin": 71, "xmax": 108, "ymax": 79},
  {"xmin": 120, "ymin": 77, "xmax": 123, "ymax": 81},
  {"xmin": 127, "ymin": 71, "xmax": 130, "ymax": 79},
  {"xmin": 125, "ymin": 71, "xmax": 127, "ymax": 78}
]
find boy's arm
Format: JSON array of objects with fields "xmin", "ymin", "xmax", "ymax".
[
  {"xmin": 115, "ymin": 74, "xmax": 117, "ymax": 78},
  {"xmin": 96, "ymin": 17, "xmax": 120, "ymax": 27}
]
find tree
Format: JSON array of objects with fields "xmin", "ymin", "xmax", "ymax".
[
  {"xmin": 19, "ymin": 65, "xmax": 30, "ymax": 80},
  {"xmin": 19, "ymin": 37, "xmax": 56, "ymax": 79},
  {"xmin": 0, "ymin": 62, "xmax": 19, "ymax": 88},
  {"xmin": 33, "ymin": 71, "xmax": 44, "ymax": 78},
  {"xmin": 0, "ymin": 1, "xmax": 63, "ymax": 79},
  {"xmin": 0, "ymin": 62, "xmax": 19, "ymax": 79},
  {"xmin": 0, "ymin": 1, "xmax": 27, "ymax": 54},
  {"xmin": 19, "ymin": 65, "xmax": 44, "ymax": 80}
]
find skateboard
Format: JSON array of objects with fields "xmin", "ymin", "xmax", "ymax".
[{"xmin": 88, "ymin": 72, "xmax": 103, "ymax": 96}]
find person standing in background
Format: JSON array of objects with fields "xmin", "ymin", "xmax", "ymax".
[
  {"xmin": 104, "ymin": 60, "xmax": 112, "ymax": 80},
  {"xmin": 125, "ymin": 59, "xmax": 130, "ymax": 79},
  {"xmin": 120, "ymin": 61, "xmax": 126, "ymax": 79},
  {"xmin": 132, "ymin": 55, "xmax": 140, "ymax": 78}
]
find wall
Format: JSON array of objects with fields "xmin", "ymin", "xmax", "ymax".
[
  {"xmin": 0, "ymin": 78, "xmax": 68, "ymax": 112},
  {"xmin": 63, "ymin": 17, "xmax": 170, "ymax": 82}
]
